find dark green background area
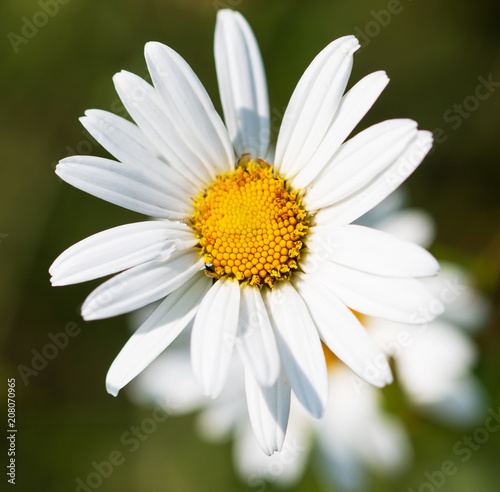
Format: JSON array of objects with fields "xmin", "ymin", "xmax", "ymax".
[{"xmin": 1, "ymin": 0, "xmax": 499, "ymax": 491}]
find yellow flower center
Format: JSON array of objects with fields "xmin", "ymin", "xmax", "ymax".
[{"xmin": 190, "ymin": 156, "xmax": 308, "ymax": 287}]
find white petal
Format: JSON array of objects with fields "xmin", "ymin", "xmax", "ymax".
[
  {"xmin": 236, "ymin": 285, "xmax": 280, "ymax": 386},
  {"xmin": 245, "ymin": 368, "xmax": 291, "ymax": 455},
  {"xmin": 292, "ymin": 70, "xmax": 390, "ymax": 189},
  {"xmin": 395, "ymin": 321, "xmax": 477, "ymax": 405},
  {"xmin": 294, "ymin": 272, "xmax": 392, "ymax": 387},
  {"xmin": 56, "ymin": 156, "xmax": 191, "ymax": 219},
  {"xmin": 275, "ymin": 36, "xmax": 360, "ymax": 179},
  {"xmin": 316, "ymin": 441, "xmax": 366, "ymax": 492},
  {"xmin": 307, "ymin": 224, "xmax": 439, "ymax": 277},
  {"xmin": 316, "ymin": 130, "xmax": 433, "ymax": 225},
  {"xmin": 301, "ymin": 255, "xmax": 442, "ymax": 324},
  {"xmin": 80, "ymin": 109, "xmax": 196, "ymax": 197},
  {"xmin": 196, "ymin": 395, "xmax": 243, "ymax": 442},
  {"xmin": 264, "ymin": 282, "xmax": 328, "ymax": 418},
  {"xmin": 233, "ymin": 418, "xmax": 309, "ymax": 487},
  {"xmin": 80, "ymin": 109, "xmax": 157, "ymax": 169},
  {"xmin": 81, "ymin": 249, "xmax": 204, "ymax": 320},
  {"xmin": 113, "ymin": 70, "xmax": 209, "ymax": 189},
  {"xmin": 215, "ymin": 9, "xmax": 270, "ymax": 157},
  {"xmin": 129, "ymin": 348, "xmax": 208, "ymax": 415},
  {"xmin": 191, "ymin": 278, "xmax": 241, "ymax": 398},
  {"xmin": 317, "ymin": 367, "xmax": 411, "ymax": 489},
  {"xmin": 374, "ymin": 208, "xmax": 436, "ymax": 249},
  {"xmin": 423, "ymin": 262, "xmax": 491, "ymax": 331},
  {"xmin": 305, "ymin": 119, "xmax": 418, "ymax": 210},
  {"xmin": 50, "ymin": 221, "xmax": 197, "ymax": 286},
  {"xmin": 194, "ymin": 353, "xmax": 246, "ymax": 442},
  {"xmin": 423, "ymin": 377, "xmax": 486, "ymax": 427},
  {"xmin": 106, "ymin": 273, "xmax": 212, "ymax": 396},
  {"xmin": 356, "ymin": 190, "xmax": 405, "ymax": 227},
  {"xmin": 145, "ymin": 42, "xmax": 235, "ymax": 177}
]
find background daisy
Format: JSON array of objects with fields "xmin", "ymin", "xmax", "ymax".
[{"xmin": 129, "ymin": 198, "xmax": 489, "ymax": 491}]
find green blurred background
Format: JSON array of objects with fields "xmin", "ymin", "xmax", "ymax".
[{"xmin": 1, "ymin": 0, "xmax": 499, "ymax": 490}]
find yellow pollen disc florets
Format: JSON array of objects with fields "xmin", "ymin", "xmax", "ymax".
[{"xmin": 190, "ymin": 157, "xmax": 308, "ymax": 288}]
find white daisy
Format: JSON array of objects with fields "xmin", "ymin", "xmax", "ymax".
[{"xmin": 50, "ymin": 9, "xmax": 439, "ymax": 453}]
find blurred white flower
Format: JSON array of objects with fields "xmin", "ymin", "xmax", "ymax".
[
  {"xmin": 364, "ymin": 198, "xmax": 488, "ymax": 428},
  {"xmin": 130, "ymin": 198, "xmax": 488, "ymax": 490}
]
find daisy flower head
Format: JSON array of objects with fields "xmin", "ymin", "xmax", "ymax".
[{"xmin": 50, "ymin": 9, "xmax": 439, "ymax": 454}]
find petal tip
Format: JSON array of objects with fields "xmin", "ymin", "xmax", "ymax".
[
  {"xmin": 106, "ymin": 382, "xmax": 120, "ymax": 397},
  {"xmin": 371, "ymin": 368, "xmax": 393, "ymax": 388},
  {"xmin": 49, "ymin": 276, "xmax": 62, "ymax": 287},
  {"xmin": 343, "ymin": 35, "xmax": 361, "ymax": 54},
  {"xmin": 216, "ymin": 8, "xmax": 234, "ymax": 20},
  {"xmin": 112, "ymin": 70, "xmax": 131, "ymax": 87},
  {"xmin": 375, "ymin": 70, "xmax": 390, "ymax": 85},
  {"xmin": 419, "ymin": 129, "xmax": 435, "ymax": 144},
  {"xmin": 144, "ymin": 40, "xmax": 160, "ymax": 54},
  {"xmin": 428, "ymin": 256, "xmax": 441, "ymax": 276},
  {"xmin": 381, "ymin": 366, "xmax": 394, "ymax": 386},
  {"xmin": 207, "ymin": 387, "xmax": 221, "ymax": 400},
  {"xmin": 262, "ymin": 444, "xmax": 279, "ymax": 457},
  {"xmin": 81, "ymin": 304, "xmax": 96, "ymax": 321},
  {"xmin": 145, "ymin": 41, "xmax": 171, "ymax": 64}
]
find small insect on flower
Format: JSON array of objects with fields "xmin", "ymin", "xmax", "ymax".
[{"xmin": 50, "ymin": 9, "xmax": 439, "ymax": 454}]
